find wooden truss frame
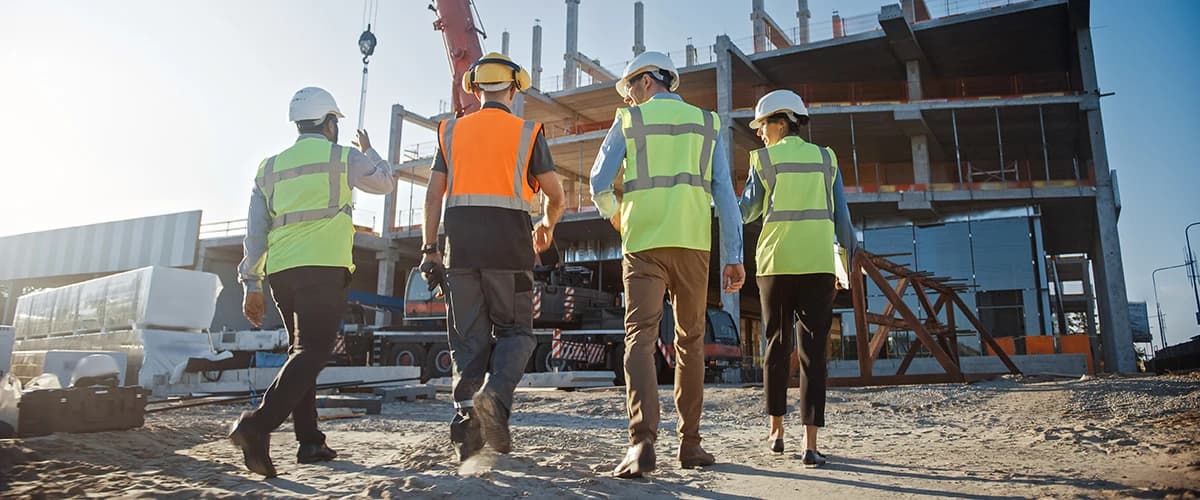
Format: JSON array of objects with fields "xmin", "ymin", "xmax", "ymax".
[{"xmin": 828, "ymin": 249, "xmax": 1022, "ymax": 387}]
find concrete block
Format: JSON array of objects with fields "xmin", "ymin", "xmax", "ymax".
[
  {"xmin": 317, "ymin": 394, "xmax": 382, "ymax": 415},
  {"xmin": 375, "ymin": 384, "xmax": 436, "ymax": 403},
  {"xmin": 828, "ymin": 353, "xmax": 1089, "ymax": 379}
]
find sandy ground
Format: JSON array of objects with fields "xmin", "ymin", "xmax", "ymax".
[{"xmin": 2, "ymin": 374, "xmax": 1198, "ymax": 499}]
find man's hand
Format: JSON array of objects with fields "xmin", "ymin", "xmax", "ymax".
[
  {"xmin": 533, "ymin": 220, "xmax": 554, "ymax": 253},
  {"xmin": 421, "ymin": 250, "xmax": 443, "ymax": 268},
  {"xmin": 721, "ymin": 264, "xmax": 746, "ymax": 294},
  {"xmin": 243, "ymin": 291, "xmax": 265, "ymax": 328},
  {"xmin": 352, "ymin": 129, "xmax": 372, "ymax": 152}
]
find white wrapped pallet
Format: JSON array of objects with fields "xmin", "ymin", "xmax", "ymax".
[{"xmin": 13, "ymin": 266, "xmax": 222, "ymax": 339}]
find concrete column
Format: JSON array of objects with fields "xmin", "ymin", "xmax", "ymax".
[
  {"xmin": 1078, "ymin": 26, "xmax": 1135, "ymax": 373},
  {"xmin": 796, "ymin": 0, "xmax": 811, "ymax": 44},
  {"xmin": 752, "ymin": 0, "xmax": 768, "ymax": 53},
  {"xmin": 685, "ymin": 41, "xmax": 698, "ymax": 66},
  {"xmin": 563, "ymin": 0, "xmax": 580, "ymax": 90},
  {"xmin": 633, "ymin": 1, "xmax": 645, "ymax": 56},
  {"xmin": 376, "ymin": 104, "xmax": 406, "ymax": 327},
  {"xmin": 905, "ymin": 60, "xmax": 922, "ymax": 100},
  {"xmin": 714, "ymin": 35, "xmax": 740, "ymax": 330},
  {"xmin": 512, "ymin": 93, "xmax": 526, "ymax": 117},
  {"xmin": 911, "ymin": 135, "xmax": 931, "ymax": 185},
  {"xmin": 2, "ymin": 281, "xmax": 16, "ymax": 325},
  {"xmin": 501, "ymin": 31, "xmax": 510, "ymax": 56},
  {"xmin": 531, "ymin": 22, "xmax": 543, "ymax": 89},
  {"xmin": 900, "ymin": 0, "xmax": 916, "ymax": 23}
]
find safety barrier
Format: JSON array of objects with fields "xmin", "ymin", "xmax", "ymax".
[{"xmin": 985, "ymin": 334, "xmax": 1096, "ymax": 374}]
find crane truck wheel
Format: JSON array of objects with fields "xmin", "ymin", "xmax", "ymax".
[
  {"xmin": 390, "ymin": 344, "xmax": 427, "ymax": 369},
  {"xmin": 532, "ymin": 343, "xmax": 552, "ymax": 372},
  {"xmin": 425, "ymin": 343, "xmax": 453, "ymax": 380}
]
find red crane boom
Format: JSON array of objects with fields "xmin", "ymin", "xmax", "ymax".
[{"xmin": 431, "ymin": 0, "xmax": 485, "ymax": 117}]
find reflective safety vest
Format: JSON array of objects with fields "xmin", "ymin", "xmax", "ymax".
[
  {"xmin": 438, "ymin": 108, "xmax": 543, "ymax": 212},
  {"xmin": 617, "ymin": 99, "xmax": 720, "ymax": 254},
  {"xmin": 255, "ymin": 137, "xmax": 355, "ymax": 275},
  {"xmin": 750, "ymin": 136, "xmax": 838, "ymax": 276}
]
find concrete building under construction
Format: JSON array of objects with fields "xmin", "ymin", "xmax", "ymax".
[{"xmin": 0, "ymin": 0, "xmax": 1137, "ymax": 374}]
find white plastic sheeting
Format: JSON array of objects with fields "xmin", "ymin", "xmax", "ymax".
[
  {"xmin": 138, "ymin": 329, "xmax": 216, "ymax": 390},
  {"xmin": 13, "ymin": 266, "xmax": 222, "ymax": 339}
]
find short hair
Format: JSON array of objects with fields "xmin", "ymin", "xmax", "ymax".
[
  {"xmin": 296, "ymin": 114, "xmax": 335, "ymax": 134},
  {"xmin": 634, "ymin": 69, "xmax": 673, "ymax": 91}
]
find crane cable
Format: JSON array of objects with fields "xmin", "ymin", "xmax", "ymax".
[{"xmin": 357, "ymin": 0, "xmax": 380, "ymax": 131}]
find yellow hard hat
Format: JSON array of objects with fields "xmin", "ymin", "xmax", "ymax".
[{"xmin": 462, "ymin": 52, "xmax": 532, "ymax": 94}]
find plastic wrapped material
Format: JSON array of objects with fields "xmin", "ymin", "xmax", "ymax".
[
  {"xmin": 0, "ymin": 372, "xmax": 21, "ymax": 436},
  {"xmin": 13, "ymin": 267, "xmax": 222, "ymax": 339},
  {"xmin": 138, "ymin": 329, "xmax": 215, "ymax": 389}
]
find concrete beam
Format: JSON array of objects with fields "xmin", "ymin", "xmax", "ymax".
[
  {"xmin": 546, "ymin": 128, "xmax": 608, "ymax": 147},
  {"xmin": 879, "ymin": 4, "xmax": 931, "ymax": 73},
  {"xmin": 573, "ymin": 51, "xmax": 619, "ymax": 82},
  {"xmin": 716, "ymin": 34, "xmax": 771, "ymax": 85},
  {"xmin": 725, "ymin": 94, "xmax": 1087, "ymax": 118},
  {"xmin": 524, "ymin": 88, "xmax": 586, "ymax": 121},
  {"xmin": 397, "ymin": 108, "xmax": 440, "ymax": 133}
]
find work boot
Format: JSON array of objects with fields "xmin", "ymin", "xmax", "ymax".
[
  {"xmin": 801, "ymin": 449, "xmax": 827, "ymax": 468},
  {"xmin": 297, "ymin": 442, "xmax": 338, "ymax": 464},
  {"xmin": 677, "ymin": 442, "xmax": 716, "ymax": 469},
  {"xmin": 228, "ymin": 411, "xmax": 277, "ymax": 478},
  {"xmin": 473, "ymin": 391, "xmax": 512, "ymax": 454},
  {"xmin": 613, "ymin": 440, "xmax": 656, "ymax": 479},
  {"xmin": 450, "ymin": 408, "xmax": 484, "ymax": 462}
]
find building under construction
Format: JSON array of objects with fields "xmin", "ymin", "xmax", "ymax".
[{"xmin": 0, "ymin": 0, "xmax": 1137, "ymax": 374}]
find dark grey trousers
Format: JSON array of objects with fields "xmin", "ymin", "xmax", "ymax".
[{"xmin": 445, "ymin": 268, "xmax": 537, "ymax": 413}]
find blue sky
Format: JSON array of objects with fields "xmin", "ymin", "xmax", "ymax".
[{"xmin": 1, "ymin": 1, "xmax": 1197, "ymax": 346}]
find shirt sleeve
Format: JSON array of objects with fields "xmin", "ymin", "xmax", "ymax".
[
  {"xmin": 238, "ymin": 180, "xmax": 272, "ymax": 293},
  {"xmin": 709, "ymin": 130, "xmax": 744, "ymax": 265},
  {"xmin": 739, "ymin": 164, "xmax": 766, "ymax": 224},
  {"xmin": 589, "ymin": 118, "xmax": 626, "ymax": 218},
  {"xmin": 347, "ymin": 147, "xmax": 396, "ymax": 195},
  {"xmin": 832, "ymin": 164, "xmax": 857, "ymax": 255},
  {"xmin": 526, "ymin": 128, "xmax": 554, "ymax": 188}
]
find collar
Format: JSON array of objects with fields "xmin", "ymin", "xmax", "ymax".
[
  {"xmin": 648, "ymin": 92, "xmax": 682, "ymax": 102},
  {"xmin": 297, "ymin": 133, "xmax": 330, "ymax": 143},
  {"xmin": 481, "ymin": 101, "xmax": 512, "ymax": 113}
]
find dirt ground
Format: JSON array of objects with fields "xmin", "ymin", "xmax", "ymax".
[{"xmin": 1, "ymin": 374, "xmax": 1198, "ymax": 499}]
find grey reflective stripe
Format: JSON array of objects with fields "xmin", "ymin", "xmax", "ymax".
[
  {"xmin": 446, "ymin": 194, "xmax": 533, "ymax": 211},
  {"xmin": 624, "ymin": 107, "xmax": 718, "ymax": 194},
  {"xmin": 273, "ymin": 204, "xmax": 352, "ymax": 227},
  {"xmin": 513, "ymin": 120, "xmax": 536, "ymax": 195},
  {"xmin": 765, "ymin": 209, "xmax": 832, "ymax": 223},
  {"xmin": 761, "ymin": 144, "xmax": 836, "ymax": 224},
  {"xmin": 442, "ymin": 119, "xmax": 457, "ymax": 195},
  {"xmin": 327, "ymin": 145, "xmax": 344, "ymax": 209},
  {"xmin": 628, "ymin": 107, "xmax": 650, "ymax": 183},
  {"xmin": 698, "ymin": 112, "xmax": 715, "ymax": 180},
  {"xmin": 820, "ymin": 147, "xmax": 834, "ymax": 221},
  {"xmin": 623, "ymin": 172, "xmax": 712, "ymax": 193}
]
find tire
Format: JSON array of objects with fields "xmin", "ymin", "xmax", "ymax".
[
  {"xmin": 610, "ymin": 343, "xmax": 626, "ymax": 386},
  {"xmin": 654, "ymin": 351, "xmax": 673, "ymax": 385},
  {"xmin": 425, "ymin": 343, "xmax": 453, "ymax": 381},
  {"xmin": 533, "ymin": 342, "xmax": 552, "ymax": 372},
  {"xmin": 389, "ymin": 343, "xmax": 427, "ymax": 368}
]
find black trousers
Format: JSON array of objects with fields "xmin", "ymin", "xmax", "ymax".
[
  {"xmin": 244, "ymin": 266, "xmax": 350, "ymax": 444},
  {"xmin": 758, "ymin": 273, "xmax": 836, "ymax": 426}
]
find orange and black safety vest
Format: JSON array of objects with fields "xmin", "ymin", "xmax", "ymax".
[{"xmin": 437, "ymin": 108, "xmax": 543, "ymax": 211}]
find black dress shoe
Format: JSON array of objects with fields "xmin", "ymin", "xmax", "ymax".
[
  {"xmin": 297, "ymin": 443, "xmax": 338, "ymax": 464},
  {"xmin": 769, "ymin": 438, "xmax": 784, "ymax": 454},
  {"xmin": 228, "ymin": 412, "xmax": 277, "ymax": 478},
  {"xmin": 802, "ymin": 449, "xmax": 827, "ymax": 468},
  {"xmin": 450, "ymin": 409, "xmax": 484, "ymax": 462},
  {"xmin": 613, "ymin": 440, "xmax": 656, "ymax": 479}
]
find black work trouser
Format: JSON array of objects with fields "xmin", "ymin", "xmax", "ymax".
[
  {"xmin": 244, "ymin": 266, "xmax": 350, "ymax": 444},
  {"xmin": 758, "ymin": 273, "xmax": 836, "ymax": 426}
]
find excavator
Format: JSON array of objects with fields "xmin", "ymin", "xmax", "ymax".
[{"xmin": 360, "ymin": 1, "xmax": 743, "ymax": 385}]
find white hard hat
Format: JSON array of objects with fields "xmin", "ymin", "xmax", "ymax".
[
  {"xmin": 750, "ymin": 89, "xmax": 809, "ymax": 129},
  {"xmin": 616, "ymin": 51, "xmax": 680, "ymax": 99},
  {"xmin": 71, "ymin": 354, "xmax": 120, "ymax": 385},
  {"xmin": 288, "ymin": 87, "xmax": 345, "ymax": 123}
]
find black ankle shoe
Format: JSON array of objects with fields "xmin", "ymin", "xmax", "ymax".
[
  {"xmin": 769, "ymin": 438, "xmax": 784, "ymax": 454},
  {"xmin": 450, "ymin": 409, "xmax": 484, "ymax": 462},
  {"xmin": 228, "ymin": 412, "xmax": 277, "ymax": 478},
  {"xmin": 297, "ymin": 443, "xmax": 338, "ymax": 464}
]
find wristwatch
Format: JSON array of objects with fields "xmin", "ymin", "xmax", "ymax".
[{"xmin": 421, "ymin": 243, "xmax": 439, "ymax": 255}]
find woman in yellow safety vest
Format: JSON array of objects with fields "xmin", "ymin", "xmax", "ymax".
[{"xmin": 739, "ymin": 89, "xmax": 857, "ymax": 467}]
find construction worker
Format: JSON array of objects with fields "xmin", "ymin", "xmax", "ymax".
[
  {"xmin": 740, "ymin": 89, "xmax": 856, "ymax": 467},
  {"xmin": 422, "ymin": 53, "xmax": 566, "ymax": 462},
  {"xmin": 590, "ymin": 51, "xmax": 745, "ymax": 479},
  {"xmin": 231, "ymin": 86, "xmax": 397, "ymax": 478}
]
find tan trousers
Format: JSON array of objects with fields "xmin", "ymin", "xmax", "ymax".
[{"xmin": 622, "ymin": 247, "xmax": 710, "ymax": 447}]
